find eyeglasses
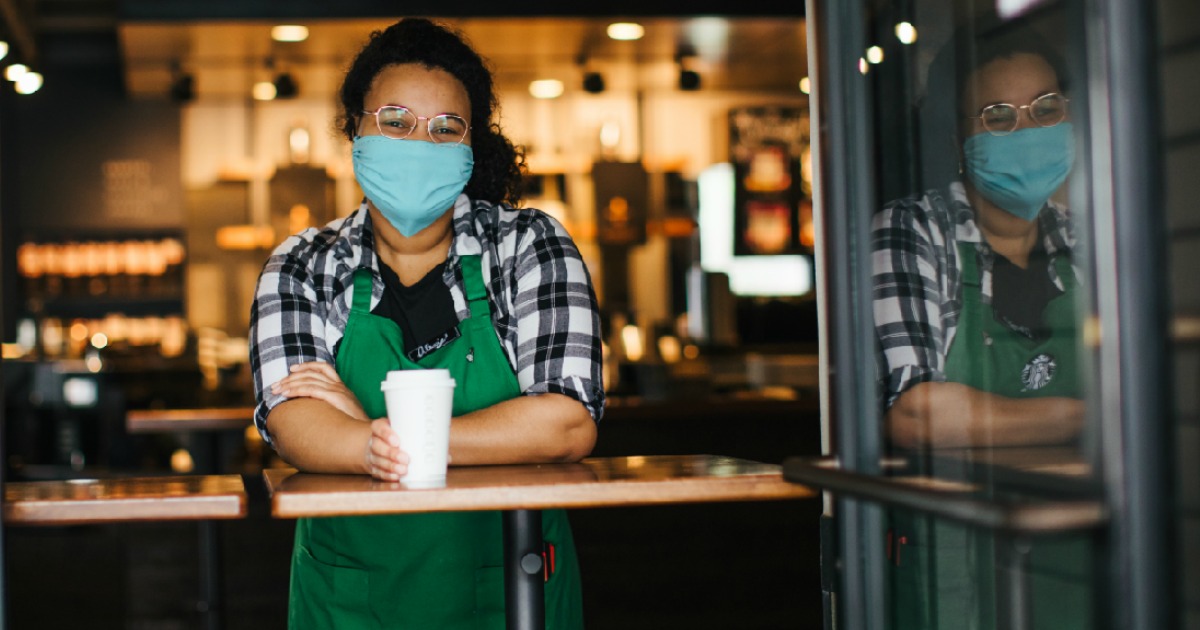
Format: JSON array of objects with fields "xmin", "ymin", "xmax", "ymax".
[
  {"xmin": 360, "ymin": 105, "xmax": 470, "ymax": 144},
  {"xmin": 967, "ymin": 92, "xmax": 1070, "ymax": 136}
]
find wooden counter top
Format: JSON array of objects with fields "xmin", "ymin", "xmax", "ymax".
[
  {"xmin": 123, "ymin": 394, "xmax": 817, "ymax": 437},
  {"xmin": 4, "ymin": 475, "xmax": 247, "ymax": 525},
  {"xmin": 126, "ymin": 407, "xmax": 255, "ymax": 433},
  {"xmin": 264, "ymin": 454, "xmax": 816, "ymax": 518}
]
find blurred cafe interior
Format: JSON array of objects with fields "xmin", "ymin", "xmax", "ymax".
[{"xmin": 0, "ymin": 1, "xmax": 824, "ymax": 627}]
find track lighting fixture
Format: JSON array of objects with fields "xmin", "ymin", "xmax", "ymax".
[
  {"xmin": 272, "ymin": 72, "xmax": 298, "ymax": 99},
  {"xmin": 679, "ymin": 69, "xmax": 701, "ymax": 91},
  {"xmin": 168, "ymin": 61, "xmax": 194, "ymax": 102},
  {"xmin": 170, "ymin": 74, "xmax": 194, "ymax": 102},
  {"xmin": 583, "ymin": 71, "xmax": 605, "ymax": 94}
]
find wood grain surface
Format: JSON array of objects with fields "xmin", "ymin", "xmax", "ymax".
[
  {"xmin": 4, "ymin": 475, "xmax": 247, "ymax": 525},
  {"xmin": 264, "ymin": 454, "xmax": 816, "ymax": 518}
]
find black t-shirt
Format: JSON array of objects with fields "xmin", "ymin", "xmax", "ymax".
[
  {"xmin": 990, "ymin": 235, "xmax": 1064, "ymax": 342},
  {"xmin": 371, "ymin": 261, "xmax": 461, "ymax": 362}
]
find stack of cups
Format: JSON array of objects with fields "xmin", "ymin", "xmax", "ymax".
[{"xmin": 380, "ymin": 369, "xmax": 457, "ymax": 488}]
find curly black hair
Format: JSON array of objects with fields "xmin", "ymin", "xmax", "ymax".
[{"xmin": 337, "ymin": 18, "xmax": 525, "ymax": 205}]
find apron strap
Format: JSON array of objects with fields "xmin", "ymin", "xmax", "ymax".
[
  {"xmin": 957, "ymin": 241, "xmax": 983, "ymax": 288},
  {"xmin": 351, "ymin": 268, "xmax": 374, "ymax": 313},
  {"xmin": 460, "ymin": 255, "xmax": 492, "ymax": 320}
]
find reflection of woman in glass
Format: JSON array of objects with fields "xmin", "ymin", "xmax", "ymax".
[
  {"xmin": 873, "ymin": 17, "xmax": 1090, "ymax": 630},
  {"xmin": 874, "ymin": 21, "xmax": 1082, "ymax": 450}
]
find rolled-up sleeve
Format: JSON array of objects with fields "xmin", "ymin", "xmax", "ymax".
[
  {"xmin": 249, "ymin": 246, "xmax": 336, "ymax": 445},
  {"xmin": 510, "ymin": 214, "xmax": 606, "ymax": 422},
  {"xmin": 872, "ymin": 201, "xmax": 953, "ymax": 410}
]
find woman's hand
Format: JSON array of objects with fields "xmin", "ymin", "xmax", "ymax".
[
  {"xmin": 366, "ymin": 418, "xmax": 410, "ymax": 481},
  {"xmin": 271, "ymin": 362, "xmax": 369, "ymax": 421}
]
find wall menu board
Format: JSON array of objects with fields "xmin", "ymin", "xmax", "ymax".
[
  {"xmin": 728, "ymin": 106, "xmax": 813, "ymax": 257},
  {"xmin": 592, "ymin": 161, "xmax": 648, "ymax": 246}
]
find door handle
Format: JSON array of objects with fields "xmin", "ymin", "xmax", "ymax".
[{"xmin": 782, "ymin": 456, "xmax": 1107, "ymax": 535}]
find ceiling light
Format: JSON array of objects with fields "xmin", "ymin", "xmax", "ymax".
[
  {"xmin": 582, "ymin": 72, "xmax": 605, "ymax": 94},
  {"xmin": 0, "ymin": 41, "xmax": 8, "ymax": 62},
  {"xmin": 273, "ymin": 72, "xmax": 298, "ymax": 99},
  {"xmin": 866, "ymin": 46, "xmax": 885, "ymax": 64},
  {"xmin": 600, "ymin": 121, "xmax": 621, "ymax": 149},
  {"xmin": 271, "ymin": 25, "xmax": 309, "ymax": 42},
  {"xmin": 858, "ymin": 58, "xmax": 869, "ymax": 75},
  {"xmin": 895, "ymin": 22, "xmax": 918, "ymax": 44},
  {"xmin": 14, "ymin": 71, "xmax": 42, "ymax": 94},
  {"xmin": 529, "ymin": 79, "xmax": 563, "ymax": 99},
  {"xmin": 997, "ymin": 0, "xmax": 1046, "ymax": 18},
  {"xmin": 252, "ymin": 81, "xmax": 277, "ymax": 101},
  {"xmin": 799, "ymin": 77, "xmax": 811, "ymax": 94},
  {"xmin": 5, "ymin": 63, "xmax": 27, "ymax": 81},
  {"xmin": 607, "ymin": 22, "xmax": 645, "ymax": 41}
]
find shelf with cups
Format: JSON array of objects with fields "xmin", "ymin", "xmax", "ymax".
[{"xmin": 12, "ymin": 233, "xmax": 189, "ymax": 360}]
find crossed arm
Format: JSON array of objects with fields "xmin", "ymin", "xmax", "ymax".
[
  {"xmin": 265, "ymin": 362, "xmax": 597, "ymax": 480},
  {"xmin": 886, "ymin": 381, "xmax": 1084, "ymax": 449}
]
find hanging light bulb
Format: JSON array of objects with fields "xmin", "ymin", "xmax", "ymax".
[
  {"xmin": 15, "ymin": 71, "xmax": 43, "ymax": 94},
  {"xmin": 529, "ymin": 79, "xmax": 563, "ymax": 99},
  {"xmin": 606, "ymin": 22, "xmax": 645, "ymax": 41},
  {"xmin": 271, "ymin": 25, "xmax": 309, "ymax": 42},
  {"xmin": 252, "ymin": 81, "xmax": 277, "ymax": 101},
  {"xmin": 5, "ymin": 63, "xmax": 28, "ymax": 81},
  {"xmin": 0, "ymin": 41, "xmax": 9, "ymax": 62}
]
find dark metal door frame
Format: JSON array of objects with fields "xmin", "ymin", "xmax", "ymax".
[
  {"xmin": 803, "ymin": 0, "xmax": 888, "ymax": 627},
  {"xmin": 796, "ymin": 0, "xmax": 1175, "ymax": 628},
  {"xmin": 1090, "ymin": 1, "xmax": 1176, "ymax": 627}
]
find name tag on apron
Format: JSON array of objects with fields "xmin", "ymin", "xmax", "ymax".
[{"xmin": 406, "ymin": 325, "xmax": 461, "ymax": 362}]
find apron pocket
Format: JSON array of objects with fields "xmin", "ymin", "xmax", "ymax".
[
  {"xmin": 291, "ymin": 545, "xmax": 376, "ymax": 630},
  {"xmin": 474, "ymin": 565, "xmax": 506, "ymax": 628}
]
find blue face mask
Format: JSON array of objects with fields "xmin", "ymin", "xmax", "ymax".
[
  {"xmin": 352, "ymin": 136, "xmax": 474, "ymax": 237},
  {"xmin": 962, "ymin": 122, "xmax": 1075, "ymax": 221}
]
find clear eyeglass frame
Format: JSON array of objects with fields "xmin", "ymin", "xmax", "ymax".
[
  {"xmin": 360, "ymin": 105, "xmax": 471, "ymax": 144},
  {"xmin": 967, "ymin": 92, "xmax": 1070, "ymax": 136}
]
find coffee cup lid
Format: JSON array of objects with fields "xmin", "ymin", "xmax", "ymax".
[{"xmin": 380, "ymin": 368, "xmax": 456, "ymax": 390}]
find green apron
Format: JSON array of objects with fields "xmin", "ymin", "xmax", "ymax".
[
  {"xmin": 890, "ymin": 243, "xmax": 1092, "ymax": 630},
  {"xmin": 287, "ymin": 256, "xmax": 584, "ymax": 630}
]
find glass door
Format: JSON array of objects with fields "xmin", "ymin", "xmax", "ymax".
[{"xmin": 785, "ymin": 0, "xmax": 1174, "ymax": 629}]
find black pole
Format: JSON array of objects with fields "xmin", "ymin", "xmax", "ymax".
[
  {"xmin": 1092, "ymin": 0, "xmax": 1176, "ymax": 628},
  {"xmin": 502, "ymin": 509, "xmax": 544, "ymax": 630},
  {"xmin": 806, "ymin": 0, "xmax": 887, "ymax": 627},
  {"xmin": 0, "ymin": 70, "xmax": 9, "ymax": 630}
]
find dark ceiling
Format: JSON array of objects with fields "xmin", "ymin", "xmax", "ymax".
[{"xmin": 0, "ymin": 0, "xmax": 808, "ymax": 99}]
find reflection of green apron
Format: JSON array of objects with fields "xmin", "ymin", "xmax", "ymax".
[
  {"xmin": 288, "ymin": 256, "xmax": 584, "ymax": 629},
  {"xmin": 891, "ymin": 243, "xmax": 1091, "ymax": 630}
]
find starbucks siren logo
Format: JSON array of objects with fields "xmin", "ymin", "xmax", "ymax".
[{"xmin": 1021, "ymin": 353, "xmax": 1056, "ymax": 391}]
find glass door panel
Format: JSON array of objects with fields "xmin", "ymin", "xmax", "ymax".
[{"xmin": 786, "ymin": 0, "xmax": 1173, "ymax": 628}]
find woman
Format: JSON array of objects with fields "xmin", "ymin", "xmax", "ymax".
[
  {"xmin": 873, "ymin": 17, "xmax": 1089, "ymax": 630},
  {"xmin": 249, "ymin": 18, "xmax": 603, "ymax": 629}
]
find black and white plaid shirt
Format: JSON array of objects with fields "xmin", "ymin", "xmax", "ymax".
[
  {"xmin": 250, "ymin": 194, "xmax": 605, "ymax": 445},
  {"xmin": 872, "ymin": 182, "xmax": 1076, "ymax": 410}
]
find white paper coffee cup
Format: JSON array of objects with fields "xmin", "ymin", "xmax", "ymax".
[{"xmin": 380, "ymin": 369, "xmax": 456, "ymax": 487}]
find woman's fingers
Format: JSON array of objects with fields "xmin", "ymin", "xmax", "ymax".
[
  {"xmin": 271, "ymin": 370, "xmax": 369, "ymax": 421},
  {"xmin": 367, "ymin": 419, "xmax": 408, "ymax": 480},
  {"xmin": 271, "ymin": 362, "xmax": 341, "ymax": 392},
  {"xmin": 289, "ymin": 361, "xmax": 339, "ymax": 378}
]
